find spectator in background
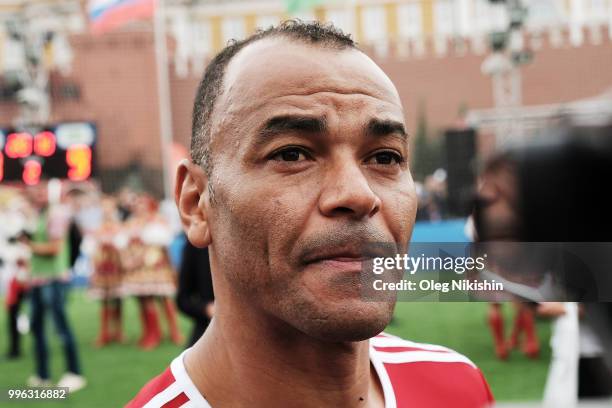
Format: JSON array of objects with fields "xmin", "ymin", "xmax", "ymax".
[
  {"xmin": 22, "ymin": 182, "xmax": 86, "ymax": 392},
  {"xmin": 0, "ymin": 190, "xmax": 33, "ymax": 360},
  {"xmin": 424, "ymin": 169, "xmax": 448, "ymax": 219},
  {"xmin": 88, "ymin": 196, "xmax": 125, "ymax": 346},
  {"xmin": 4, "ymin": 271, "xmax": 28, "ymax": 359},
  {"xmin": 415, "ymin": 169, "xmax": 448, "ymax": 222},
  {"xmin": 117, "ymin": 187, "xmax": 136, "ymax": 222},
  {"xmin": 63, "ymin": 188, "xmax": 85, "ymax": 270},
  {"xmin": 176, "ymin": 241, "xmax": 214, "ymax": 348},
  {"xmin": 120, "ymin": 194, "xmax": 183, "ymax": 349}
]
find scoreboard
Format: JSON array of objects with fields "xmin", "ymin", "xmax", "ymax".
[{"xmin": 0, "ymin": 122, "xmax": 97, "ymax": 185}]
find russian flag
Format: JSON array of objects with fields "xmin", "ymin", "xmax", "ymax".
[{"xmin": 88, "ymin": 0, "xmax": 155, "ymax": 34}]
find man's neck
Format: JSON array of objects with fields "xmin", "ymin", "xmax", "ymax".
[{"xmin": 184, "ymin": 304, "xmax": 385, "ymax": 408}]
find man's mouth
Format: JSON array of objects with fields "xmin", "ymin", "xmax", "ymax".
[
  {"xmin": 303, "ymin": 246, "xmax": 372, "ymax": 264},
  {"xmin": 302, "ymin": 246, "xmax": 388, "ymax": 273}
]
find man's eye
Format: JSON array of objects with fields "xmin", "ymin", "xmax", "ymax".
[
  {"xmin": 366, "ymin": 151, "xmax": 403, "ymax": 165},
  {"xmin": 270, "ymin": 147, "xmax": 309, "ymax": 162}
]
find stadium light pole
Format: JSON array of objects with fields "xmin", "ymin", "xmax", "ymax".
[{"xmin": 481, "ymin": 0, "xmax": 532, "ymax": 148}]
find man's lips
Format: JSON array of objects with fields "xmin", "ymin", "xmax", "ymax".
[
  {"xmin": 302, "ymin": 248, "xmax": 383, "ymax": 275},
  {"xmin": 302, "ymin": 246, "xmax": 389, "ymax": 265},
  {"xmin": 303, "ymin": 250, "xmax": 373, "ymax": 265}
]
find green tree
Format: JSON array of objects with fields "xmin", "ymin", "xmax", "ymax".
[{"xmin": 411, "ymin": 103, "xmax": 443, "ymax": 181}]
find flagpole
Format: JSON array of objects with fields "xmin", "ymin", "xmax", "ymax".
[{"xmin": 154, "ymin": 0, "xmax": 174, "ymax": 199}]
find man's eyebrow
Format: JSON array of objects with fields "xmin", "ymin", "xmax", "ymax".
[
  {"xmin": 257, "ymin": 115, "xmax": 327, "ymax": 142},
  {"xmin": 366, "ymin": 119, "xmax": 408, "ymax": 141}
]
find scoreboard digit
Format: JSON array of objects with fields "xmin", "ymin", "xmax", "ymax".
[
  {"xmin": 66, "ymin": 145, "xmax": 92, "ymax": 181},
  {"xmin": 34, "ymin": 131, "xmax": 57, "ymax": 157},
  {"xmin": 5, "ymin": 132, "xmax": 33, "ymax": 158},
  {"xmin": 23, "ymin": 160, "xmax": 42, "ymax": 186}
]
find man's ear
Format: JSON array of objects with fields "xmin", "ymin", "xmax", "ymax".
[{"xmin": 175, "ymin": 159, "xmax": 211, "ymax": 248}]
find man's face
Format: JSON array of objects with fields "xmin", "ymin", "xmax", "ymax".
[{"xmin": 203, "ymin": 37, "xmax": 417, "ymax": 341}]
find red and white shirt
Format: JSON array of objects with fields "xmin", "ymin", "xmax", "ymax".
[{"xmin": 126, "ymin": 333, "xmax": 494, "ymax": 408}]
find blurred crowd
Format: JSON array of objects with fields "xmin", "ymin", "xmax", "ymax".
[{"xmin": 0, "ymin": 181, "xmax": 214, "ymax": 393}]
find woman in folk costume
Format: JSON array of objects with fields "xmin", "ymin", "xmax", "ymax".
[
  {"xmin": 120, "ymin": 194, "xmax": 183, "ymax": 349},
  {"xmin": 88, "ymin": 197, "xmax": 125, "ymax": 346}
]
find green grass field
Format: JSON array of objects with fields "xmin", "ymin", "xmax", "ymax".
[{"xmin": 0, "ymin": 291, "xmax": 551, "ymax": 407}]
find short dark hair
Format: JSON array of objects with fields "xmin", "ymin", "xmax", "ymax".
[{"xmin": 191, "ymin": 19, "xmax": 356, "ymax": 176}]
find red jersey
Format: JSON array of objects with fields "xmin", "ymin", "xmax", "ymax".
[{"xmin": 126, "ymin": 332, "xmax": 494, "ymax": 408}]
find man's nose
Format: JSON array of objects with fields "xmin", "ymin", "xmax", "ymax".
[{"xmin": 318, "ymin": 161, "xmax": 381, "ymax": 220}]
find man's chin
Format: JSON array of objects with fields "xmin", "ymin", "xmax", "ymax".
[{"xmin": 294, "ymin": 301, "xmax": 394, "ymax": 343}]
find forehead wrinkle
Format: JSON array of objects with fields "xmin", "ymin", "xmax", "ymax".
[
  {"xmin": 225, "ymin": 78, "xmax": 403, "ymax": 110},
  {"xmin": 256, "ymin": 91, "xmax": 404, "ymax": 123},
  {"xmin": 275, "ymin": 90, "xmax": 403, "ymax": 113}
]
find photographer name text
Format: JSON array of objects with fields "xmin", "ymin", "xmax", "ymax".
[{"xmin": 372, "ymin": 278, "xmax": 504, "ymax": 293}]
